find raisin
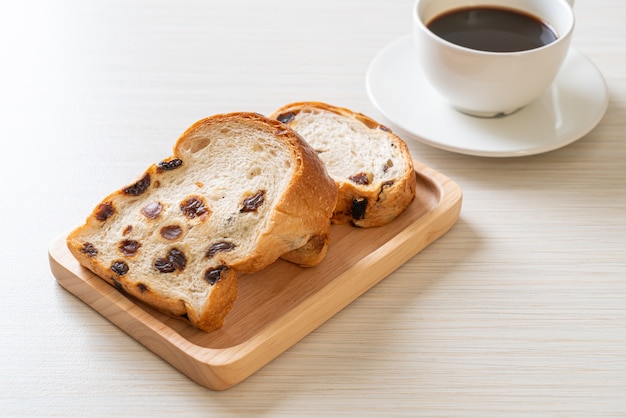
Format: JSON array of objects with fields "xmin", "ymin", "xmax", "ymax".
[
  {"xmin": 80, "ymin": 242, "xmax": 98, "ymax": 257},
  {"xmin": 155, "ymin": 248, "xmax": 187, "ymax": 273},
  {"xmin": 180, "ymin": 196, "xmax": 209, "ymax": 219},
  {"xmin": 205, "ymin": 241, "xmax": 236, "ymax": 258},
  {"xmin": 276, "ymin": 111, "xmax": 296, "ymax": 124},
  {"xmin": 160, "ymin": 225, "xmax": 182, "ymax": 240},
  {"xmin": 168, "ymin": 248, "xmax": 187, "ymax": 271},
  {"xmin": 349, "ymin": 172, "xmax": 370, "ymax": 186},
  {"xmin": 204, "ymin": 265, "xmax": 227, "ymax": 285},
  {"xmin": 111, "ymin": 261, "xmax": 129, "ymax": 276},
  {"xmin": 157, "ymin": 158, "xmax": 183, "ymax": 173},
  {"xmin": 141, "ymin": 201, "xmax": 162, "ymax": 219},
  {"xmin": 383, "ymin": 159, "xmax": 394, "ymax": 173},
  {"xmin": 118, "ymin": 239, "xmax": 141, "ymax": 256},
  {"xmin": 136, "ymin": 283, "xmax": 148, "ymax": 293},
  {"xmin": 95, "ymin": 202, "xmax": 114, "ymax": 221},
  {"xmin": 351, "ymin": 198, "xmax": 367, "ymax": 220},
  {"xmin": 240, "ymin": 190, "xmax": 265, "ymax": 213},
  {"xmin": 123, "ymin": 173, "xmax": 151, "ymax": 196},
  {"xmin": 122, "ymin": 225, "xmax": 133, "ymax": 236},
  {"xmin": 154, "ymin": 257, "xmax": 175, "ymax": 273},
  {"xmin": 379, "ymin": 125, "xmax": 390, "ymax": 132}
]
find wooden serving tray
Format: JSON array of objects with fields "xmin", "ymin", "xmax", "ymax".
[{"xmin": 49, "ymin": 161, "xmax": 462, "ymax": 390}]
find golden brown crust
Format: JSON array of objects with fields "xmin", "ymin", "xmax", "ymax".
[
  {"xmin": 280, "ymin": 234, "xmax": 330, "ymax": 266},
  {"xmin": 189, "ymin": 267, "xmax": 238, "ymax": 332},
  {"xmin": 270, "ymin": 102, "xmax": 417, "ymax": 228},
  {"xmin": 173, "ymin": 112, "xmax": 337, "ymax": 271}
]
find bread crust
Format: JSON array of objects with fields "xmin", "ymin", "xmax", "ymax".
[
  {"xmin": 67, "ymin": 112, "xmax": 337, "ymax": 332},
  {"xmin": 174, "ymin": 113, "xmax": 338, "ymax": 271},
  {"xmin": 270, "ymin": 102, "xmax": 417, "ymax": 228}
]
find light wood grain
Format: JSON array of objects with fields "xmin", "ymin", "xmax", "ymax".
[
  {"xmin": 49, "ymin": 163, "xmax": 462, "ymax": 390},
  {"xmin": 1, "ymin": 0, "xmax": 624, "ymax": 415}
]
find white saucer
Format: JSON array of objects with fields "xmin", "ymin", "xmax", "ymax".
[{"xmin": 366, "ymin": 35, "xmax": 609, "ymax": 157}]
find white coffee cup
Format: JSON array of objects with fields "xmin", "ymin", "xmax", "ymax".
[{"xmin": 412, "ymin": 0, "xmax": 575, "ymax": 117}]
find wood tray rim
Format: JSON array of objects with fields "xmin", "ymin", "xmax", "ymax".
[{"xmin": 49, "ymin": 161, "xmax": 462, "ymax": 390}]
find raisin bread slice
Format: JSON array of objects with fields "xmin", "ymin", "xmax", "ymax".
[
  {"xmin": 67, "ymin": 112, "xmax": 337, "ymax": 332},
  {"xmin": 271, "ymin": 102, "xmax": 416, "ymax": 228}
]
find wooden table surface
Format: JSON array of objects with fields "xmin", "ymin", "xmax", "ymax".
[{"xmin": 1, "ymin": 0, "xmax": 624, "ymax": 416}]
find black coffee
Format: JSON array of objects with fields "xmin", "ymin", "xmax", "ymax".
[{"xmin": 427, "ymin": 7, "xmax": 558, "ymax": 52}]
